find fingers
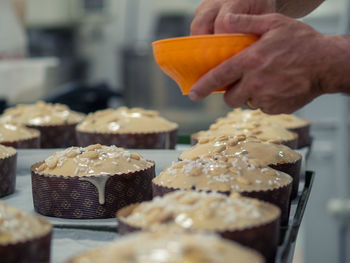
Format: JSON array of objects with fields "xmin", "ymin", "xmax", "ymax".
[
  {"xmin": 223, "ymin": 82, "xmax": 250, "ymax": 108},
  {"xmin": 189, "ymin": 54, "xmax": 245, "ymax": 101},
  {"xmin": 221, "ymin": 13, "xmax": 286, "ymax": 35},
  {"xmin": 191, "ymin": 2, "xmax": 221, "ymax": 35},
  {"xmin": 214, "ymin": 2, "xmax": 249, "ymax": 33},
  {"xmin": 189, "ymin": 13, "xmax": 287, "ymax": 101}
]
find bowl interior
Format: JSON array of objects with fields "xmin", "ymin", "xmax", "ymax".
[{"xmin": 152, "ymin": 34, "xmax": 258, "ymax": 95}]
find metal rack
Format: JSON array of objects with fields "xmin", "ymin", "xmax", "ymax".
[{"xmin": 277, "ymin": 171, "xmax": 315, "ymax": 263}]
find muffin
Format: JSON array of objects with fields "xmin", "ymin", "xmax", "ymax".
[
  {"xmin": 192, "ymin": 121, "xmax": 298, "ymax": 149},
  {"xmin": 0, "ymin": 145, "xmax": 17, "ymax": 197},
  {"xmin": 179, "ymin": 135, "xmax": 301, "ymax": 199},
  {"xmin": 117, "ymin": 191, "xmax": 278, "ymax": 262},
  {"xmin": 223, "ymin": 108, "xmax": 311, "ymax": 148},
  {"xmin": 0, "ymin": 123, "xmax": 40, "ymax": 149},
  {"xmin": 68, "ymin": 231, "xmax": 264, "ymax": 263},
  {"xmin": 0, "ymin": 101, "xmax": 85, "ymax": 148},
  {"xmin": 0, "ymin": 201, "xmax": 52, "ymax": 263},
  {"xmin": 31, "ymin": 144, "xmax": 155, "ymax": 219},
  {"xmin": 76, "ymin": 107, "xmax": 178, "ymax": 149},
  {"xmin": 152, "ymin": 155, "xmax": 292, "ymax": 225},
  {"xmin": 264, "ymin": 114, "xmax": 311, "ymax": 148}
]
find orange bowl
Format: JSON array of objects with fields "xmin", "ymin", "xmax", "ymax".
[{"xmin": 152, "ymin": 34, "xmax": 259, "ymax": 95}]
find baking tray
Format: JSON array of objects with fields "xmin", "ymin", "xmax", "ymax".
[{"xmin": 1, "ymin": 147, "xmax": 313, "ymax": 263}]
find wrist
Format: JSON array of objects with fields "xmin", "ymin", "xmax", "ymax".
[{"xmin": 318, "ymin": 34, "xmax": 350, "ymax": 94}]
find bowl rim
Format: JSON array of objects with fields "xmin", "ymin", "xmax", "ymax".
[{"xmin": 152, "ymin": 33, "xmax": 258, "ymax": 46}]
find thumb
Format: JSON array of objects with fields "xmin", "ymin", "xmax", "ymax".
[{"xmin": 222, "ymin": 13, "xmax": 285, "ymax": 35}]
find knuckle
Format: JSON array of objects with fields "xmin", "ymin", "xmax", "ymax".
[
  {"xmin": 243, "ymin": 50, "xmax": 265, "ymax": 68},
  {"xmin": 214, "ymin": 15, "xmax": 225, "ymax": 31},
  {"xmin": 266, "ymin": 13, "xmax": 287, "ymax": 28}
]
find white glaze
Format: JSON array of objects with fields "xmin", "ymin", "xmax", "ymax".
[{"xmin": 79, "ymin": 176, "xmax": 110, "ymax": 205}]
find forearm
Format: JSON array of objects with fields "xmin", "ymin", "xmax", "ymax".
[
  {"xmin": 276, "ymin": 0, "xmax": 324, "ymax": 18},
  {"xmin": 319, "ymin": 35, "xmax": 350, "ymax": 95}
]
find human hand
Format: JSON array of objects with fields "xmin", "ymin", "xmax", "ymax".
[
  {"xmin": 188, "ymin": 13, "xmax": 344, "ymax": 114},
  {"xmin": 191, "ymin": 0, "xmax": 276, "ymax": 35}
]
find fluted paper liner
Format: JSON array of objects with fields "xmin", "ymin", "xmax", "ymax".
[
  {"xmin": 76, "ymin": 129, "xmax": 177, "ymax": 149},
  {"xmin": 1, "ymin": 136, "xmax": 40, "ymax": 149},
  {"xmin": 27, "ymin": 123, "xmax": 79, "ymax": 148},
  {"xmin": 0, "ymin": 217, "xmax": 52, "ymax": 263},
  {"xmin": 0, "ymin": 153, "xmax": 17, "ymax": 198},
  {"xmin": 289, "ymin": 124, "xmax": 311, "ymax": 149},
  {"xmin": 31, "ymin": 162, "xmax": 155, "ymax": 219},
  {"xmin": 117, "ymin": 202, "xmax": 279, "ymax": 263},
  {"xmin": 270, "ymin": 159, "xmax": 301, "ymax": 200},
  {"xmin": 152, "ymin": 181, "xmax": 292, "ymax": 226}
]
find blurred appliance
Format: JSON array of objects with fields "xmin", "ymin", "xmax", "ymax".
[
  {"xmin": 44, "ymin": 82, "xmax": 122, "ymax": 114},
  {"xmin": 119, "ymin": 0, "xmax": 231, "ymax": 135},
  {"xmin": 0, "ymin": 58, "xmax": 59, "ymax": 104},
  {"xmin": 26, "ymin": 0, "xmax": 109, "ymax": 27},
  {"xmin": 25, "ymin": 0, "xmax": 111, "ymax": 91}
]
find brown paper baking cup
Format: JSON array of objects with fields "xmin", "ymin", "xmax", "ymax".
[
  {"xmin": 288, "ymin": 124, "xmax": 311, "ymax": 149},
  {"xmin": 1, "ymin": 136, "xmax": 40, "ymax": 149},
  {"xmin": 116, "ymin": 203, "xmax": 143, "ymax": 235},
  {"xmin": 76, "ymin": 129, "xmax": 177, "ymax": 149},
  {"xmin": 270, "ymin": 158, "xmax": 301, "ymax": 200},
  {"xmin": 220, "ymin": 217, "xmax": 280, "ymax": 263},
  {"xmin": 152, "ymin": 181, "xmax": 292, "ymax": 226},
  {"xmin": 0, "ymin": 218, "xmax": 52, "ymax": 263},
  {"xmin": 117, "ymin": 203, "xmax": 279, "ymax": 263},
  {"xmin": 31, "ymin": 162, "xmax": 155, "ymax": 219},
  {"xmin": 0, "ymin": 153, "xmax": 17, "ymax": 198},
  {"xmin": 281, "ymin": 137, "xmax": 298, "ymax": 150},
  {"xmin": 27, "ymin": 123, "xmax": 79, "ymax": 148}
]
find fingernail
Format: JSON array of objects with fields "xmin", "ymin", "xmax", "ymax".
[{"xmin": 189, "ymin": 90, "xmax": 200, "ymax": 101}]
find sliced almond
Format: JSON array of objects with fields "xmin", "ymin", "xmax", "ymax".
[
  {"xmin": 228, "ymin": 139, "xmax": 238, "ymax": 147},
  {"xmin": 189, "ymin": 167, "xmax": 202, "ymax": 177},
  {"xmin": 228, "ymin": 167, "xmax": 238, "ymax": 174},
  {"xmin": 236, "ymin": 177, "xmax": 251, "ymax": 185},
  {"xmin": 219, "ymin": 156, "xmax": 228, "ymax": 162},
  {"xmin": 130, "ymin": 153, "xmax": 141, "ymax": 160},
  {"xmin": 236, "ymin": 134, "xmax": 246, "ymax": 142},
  {"xmin": 251, "ymin": 130, "xmax": 262, "ymax": 136},
  {"xmin": 66, "ymin": 151, "xmax": 79, "ymax": 158},
  {"xmin": 209, "ymin": 124, "xmax": 219, "ymax": 130},
  {"xmin": 37, "ymin": 163, "xmax": 47, "ymax": 172},
  {"xmin": 198, "ymin": 138, "xmax": 210, "ymax": 144},
  {"xmin": 46, "ymin": 158, "xmax": 58, "ymax": 169},
  {"xmin": 172, "ymin": 162, "xmax": 184, "ymax": 169},
  {"xmin": 180, "ymin": 195, "xmax": 200, "ymax": 205},
  {"xmin": 217, "ymin": 135, "xmax": 229, "ymax": 142},
  {"xmin": 86, "ymin": 144, "xmax": 102, "ymax": 151},
  {"xmin": 81, "ymin": 151, "xmax": 99, "ymax": 159},
  {"xmin": 215, "ymin": 145, "xmax": 226, "ymax": 153}
]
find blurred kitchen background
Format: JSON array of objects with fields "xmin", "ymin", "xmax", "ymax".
[{"xmin": 0, "ymin": 0, "xmax": 350, "ymax": 262}]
